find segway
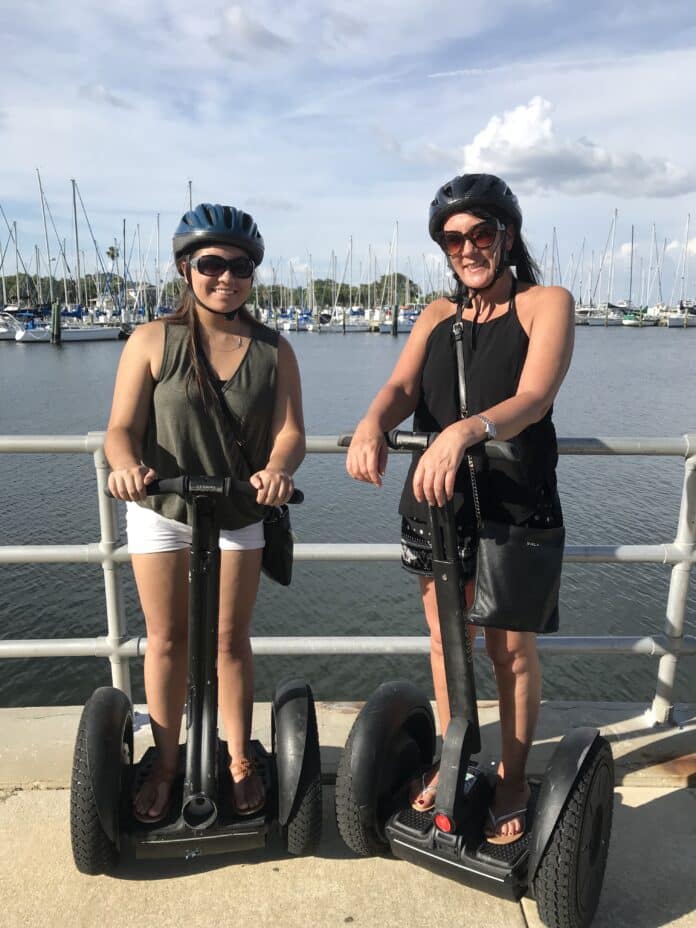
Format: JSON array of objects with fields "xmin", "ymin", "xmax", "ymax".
[
  {"xmin": 335, "ymin": 430, "xmax": 614, "ymax": 928},
  {"xmin": 70, "ymin": 475, "xmax": 322, "ymax": 873}
]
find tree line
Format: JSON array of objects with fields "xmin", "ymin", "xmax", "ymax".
[{"xmin": 2, "ymin": 270, "xmax": 446, "ymax": 311}]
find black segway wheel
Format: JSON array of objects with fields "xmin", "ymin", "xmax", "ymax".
[
  {"xmin": 283, "ymin": 766, "xmax": 323, "ymax": 856},
  {"xmin": 274, "ymin": 680, "xmax": 323, "ymax": 856},
  {"xmin": 70, "ymin": 687, "xmax": 133, "ymax": 875},
  {"xmin": 335, "ymin": 682, "xmax": 435, "ymax": 856},
  {"xmin": 534, "ymin": 736, "xmax": 614, "ymax": 928}
]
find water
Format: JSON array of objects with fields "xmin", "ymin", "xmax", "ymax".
[{"xmin": 1, "ymin": 327, "xmax": 695, "ymax": 707}]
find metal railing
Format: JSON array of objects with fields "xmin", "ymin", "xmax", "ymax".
[{"xmin": 1, "ymin": 432, "xmax": 695, "ymax": 725}]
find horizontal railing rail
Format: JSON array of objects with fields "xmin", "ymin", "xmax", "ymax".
[{"xmin": 1, "ymin": 432, "xmax": 694, "ymax": 725}]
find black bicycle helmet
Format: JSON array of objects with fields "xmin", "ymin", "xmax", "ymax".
[
  {"xmin": 428, "ymin": 174, "xmax": 522, "ymax": 243},
  {"xmin": 173, "ymin": 203, "xmax": 265, "ymax": 267}
]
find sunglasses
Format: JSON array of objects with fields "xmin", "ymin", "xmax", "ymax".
[
  {"xmin": 441, "ymin": 221, "xmax": 503, "ymax": 256},
  {"xmin": 190, "ymin": 254, "xmax": 255, "ymax": 278}
]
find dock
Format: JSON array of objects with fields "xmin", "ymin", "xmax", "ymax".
[{"xmin": 2, "ymin": 699, "xmax": 695, "ymax": 928}]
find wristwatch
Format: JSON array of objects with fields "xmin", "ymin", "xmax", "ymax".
[{"xmin": 475, "ymin": 414, "xmax": 497, "ymax": 442}]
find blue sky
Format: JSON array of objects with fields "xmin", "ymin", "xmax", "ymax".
[{"xmin": 2, "ymin": 0, "xmax": 696, "ymax": 303}]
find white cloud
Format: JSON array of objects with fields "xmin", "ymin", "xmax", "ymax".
[
  {"xmin": 665, "ymin": 236, "xmax": 696, "ymax": 256},
  {"xmin": 460, "ymin": 97, "xmax": 696, "ymax": 197},
  {"xmin": 79, "ymin": 83, "xmax": 132, "ymax": 109},
  {"xmin": 218, "ymin": 6, "xmax": 292, "ymax": 56}
]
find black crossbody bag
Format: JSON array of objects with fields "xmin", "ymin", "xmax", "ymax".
[
  {"xmin": 452, "ymin": 301, "xmax": 564, "ymax": 633},
  {"xmin": 210, "ymin": 377, "xmax": 294, "ymax": 587}
]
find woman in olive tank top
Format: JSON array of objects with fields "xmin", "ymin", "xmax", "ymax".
[
  {"xmin": 347, "ymin": 175, "xmax": 574, "ymax": 845},
  {"xmin": 104, "ymin": 205, "xmax": 305, "ymax": 822}
]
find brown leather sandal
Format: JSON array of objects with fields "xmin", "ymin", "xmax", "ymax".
[
  {"xmin": 132, "ymin": 764, "xmax": 177, "ymax": 824},
  {"xmin": 230, "ymin": 757, "xmax": 265, "ymax": 816}
]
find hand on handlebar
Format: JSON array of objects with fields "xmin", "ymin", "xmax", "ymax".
[
  {"xmin": 412, "ymin": 424, "xmax": 469, "ymax": 507},
  {"xmin": 107, "ymin": 464, "xmax": 157, "ymax": 502},
  {"xmin": 345, "ymin": 421, "xmax": 388, "ymax": 487},
  {"xmin": 250, "ymin": 468, "xmax": 295, "ymax": 506}
]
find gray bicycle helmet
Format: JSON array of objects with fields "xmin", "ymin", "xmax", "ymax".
[
  {"xmin": 428, "ymin": 174, "xmax": 522, "ymax": 243},
  {"xmin": 173, "ymin": 203, "xmax": 265, "ymax": 267}
]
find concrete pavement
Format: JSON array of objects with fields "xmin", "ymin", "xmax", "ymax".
[{"xmin": 1, "ymin": 700, "xmax": 695, "ymax": 928}]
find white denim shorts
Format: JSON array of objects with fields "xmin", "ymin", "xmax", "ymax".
[{"xmin": 126, "ymin": 502, "xmax": 265, "ymax": 554}]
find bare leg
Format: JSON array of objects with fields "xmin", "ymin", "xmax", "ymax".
[
  {"xmin": 484, "ymin": 628, "xmax": 539, "ymax": 839},
  {"xmin": 131, "ymin": 549, "xmax": 189, "ymax": 819},
  {"xmin": 409, "ymin": 576, "xmax": 477, "ymax": 809},
  {"xmin": 217, "ymin": 547, "xmax": 264, "ymax": 813}
]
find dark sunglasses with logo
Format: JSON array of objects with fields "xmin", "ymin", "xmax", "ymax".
[
  {"xmin": 190, "ymin": 254, "xmax": 255, "ymax": 278},
  {"xmin": 441, "ymin": 220, "xmax": 503, "ymax": 256}
]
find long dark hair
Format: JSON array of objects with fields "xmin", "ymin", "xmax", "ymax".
[
  {"xmin": 164, "ymin": 279, "xmax": 261, "ymax": 413},
  {"xmin": 447, "ymin": 207, "xmax": 541, "ymax": 306}
]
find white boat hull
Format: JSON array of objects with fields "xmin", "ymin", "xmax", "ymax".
[
  {"xmin": 665, "ymin": 314, "xmax": 696, "ymax": 328},
  {"xmin": 15, "ymin": 325, "xmax": 124, "ymax": 342},
  {"xmin": 587, "ymin": 314, "xmax": 623, "ymax": 326}
]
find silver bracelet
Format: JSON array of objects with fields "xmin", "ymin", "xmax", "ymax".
[{"xmin": 475, "ymin": 414, "xmax": 497, "ymax": 441}]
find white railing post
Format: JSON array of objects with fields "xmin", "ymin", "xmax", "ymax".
[
  {"xmin": 91, "ymin": 433, "xmax": 132, "ymax": 699},
  {"xmin": 649, "ymin": 437, "xmax": 696, "ymax": 725}
]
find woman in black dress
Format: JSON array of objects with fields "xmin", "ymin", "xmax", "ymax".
[{"xmin": 346, "ymin": 174, "xmax": 574, "ymax": 844}]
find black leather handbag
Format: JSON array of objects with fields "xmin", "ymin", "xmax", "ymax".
[
  {"xmin": 452, "ymin": 300, "xmax": 564, "ymax": 633},
  {"xmin": 261, "ymin": 504, "xmax": 294, "ymax": 586}
]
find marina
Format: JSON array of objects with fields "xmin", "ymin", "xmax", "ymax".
[{"xmin": 4, "ymin": 4, "xmax": 696, "ymax": 922}]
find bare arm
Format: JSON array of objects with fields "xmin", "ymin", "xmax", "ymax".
[
  {"xmin": 413, "ymin": 286, "xmax": 575, "ymax": 506},
  {"xmin": 103, "ymin": 323, "xmax": 163, "ymax": 501},
  {"xmin": 250, "ymin": 335, "xmax": 306, "ymax": 506},
  {"xmin": 346, "ymin": 302, "xmax": 447, "ymax": 486}
]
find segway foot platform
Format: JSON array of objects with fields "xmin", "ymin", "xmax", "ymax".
[
  {"xmin": 130, "ymin": 740, "xmax": 272, "ymax": 860},
  {"xmin": 385, "ymin": 768, "xmax": 537, "ymax": 901}
]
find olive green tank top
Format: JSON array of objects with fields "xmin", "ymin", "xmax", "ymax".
[{"xmin": 139, "ymin": 321, "xmax": 279, "ymax": 529}]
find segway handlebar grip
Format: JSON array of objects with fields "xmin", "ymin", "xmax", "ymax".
[
  {"xmin": 384, "ymin": 429, "xmax": 520, "ymax": 461},
  {"xmin": 107, "ymin": 476, "xmax": 303, "ymax": 503}
]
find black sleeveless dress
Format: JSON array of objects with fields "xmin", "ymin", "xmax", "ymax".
[{"xmin": 399, "ymin": 288, "xmax": 562, "ymax": 579}]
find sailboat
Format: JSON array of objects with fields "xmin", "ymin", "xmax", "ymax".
[
  {"xmin": 587, "ymin": 210, "xmax": 623, "ymax": 325},
  {"xmin": 663, "ymin": 214, "xmax": 696, "ymax": 328}
]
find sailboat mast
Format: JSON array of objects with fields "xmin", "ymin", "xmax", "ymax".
[
  {"xmin": 61, "ymin": 239, "xmax": 69, "ymax": 306},
  {"xmin": 156, "ymin": 212, "xmax": 161, "ymax": 314},
  {"xmin": 37, "ymin": 169, "xmax": 54, "ymax": 305},
  {"xmin": 679, "ymin": 214, "xmax": 690, "ymax": 305},
  {"xmin": 349, "ymin": 235, "xmax": 353, "ymax": 313},
  {"xmin": 628, "ymin": 225, "xmax": 634, "ymax": 308},
  {"xmin": 395, "ymin": 220, "xmax": 399, "ymax": 309},
  {"xmin": 607, "ymin": 208, "xmax": 617, "ymax": 310},
  {"xmin": 35, "ymin": 245, "xmax": 43, "ymax": 304},
  {"xmin": 1, "ymin": 233, "xmax": 8, "ymax": 305},
  {"xmin": 14, "ymin": 221, "xmax": 20, "ymax": 307},
  {"xmin": 123, "ymin": 219, "xmax": 128, "ymax": 317},
  {"xmin": 72, "ymin": 180, "xmax": 82, "ymax": 307},
  {"xmin": 684, "ymin": 213, "xmax": 691, "ymax": 307}
]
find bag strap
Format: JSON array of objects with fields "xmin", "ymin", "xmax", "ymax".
[
  {"xmin": 200, "ymin": 351, "xmax": 255, "ymax": 478},
  {"xmin": 452, "ymin": 302, "xmax": 483, "ymax": 530},
  {"xmin": 451, "ymin": 277, "xmax": 517, "ymax": 531}
]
